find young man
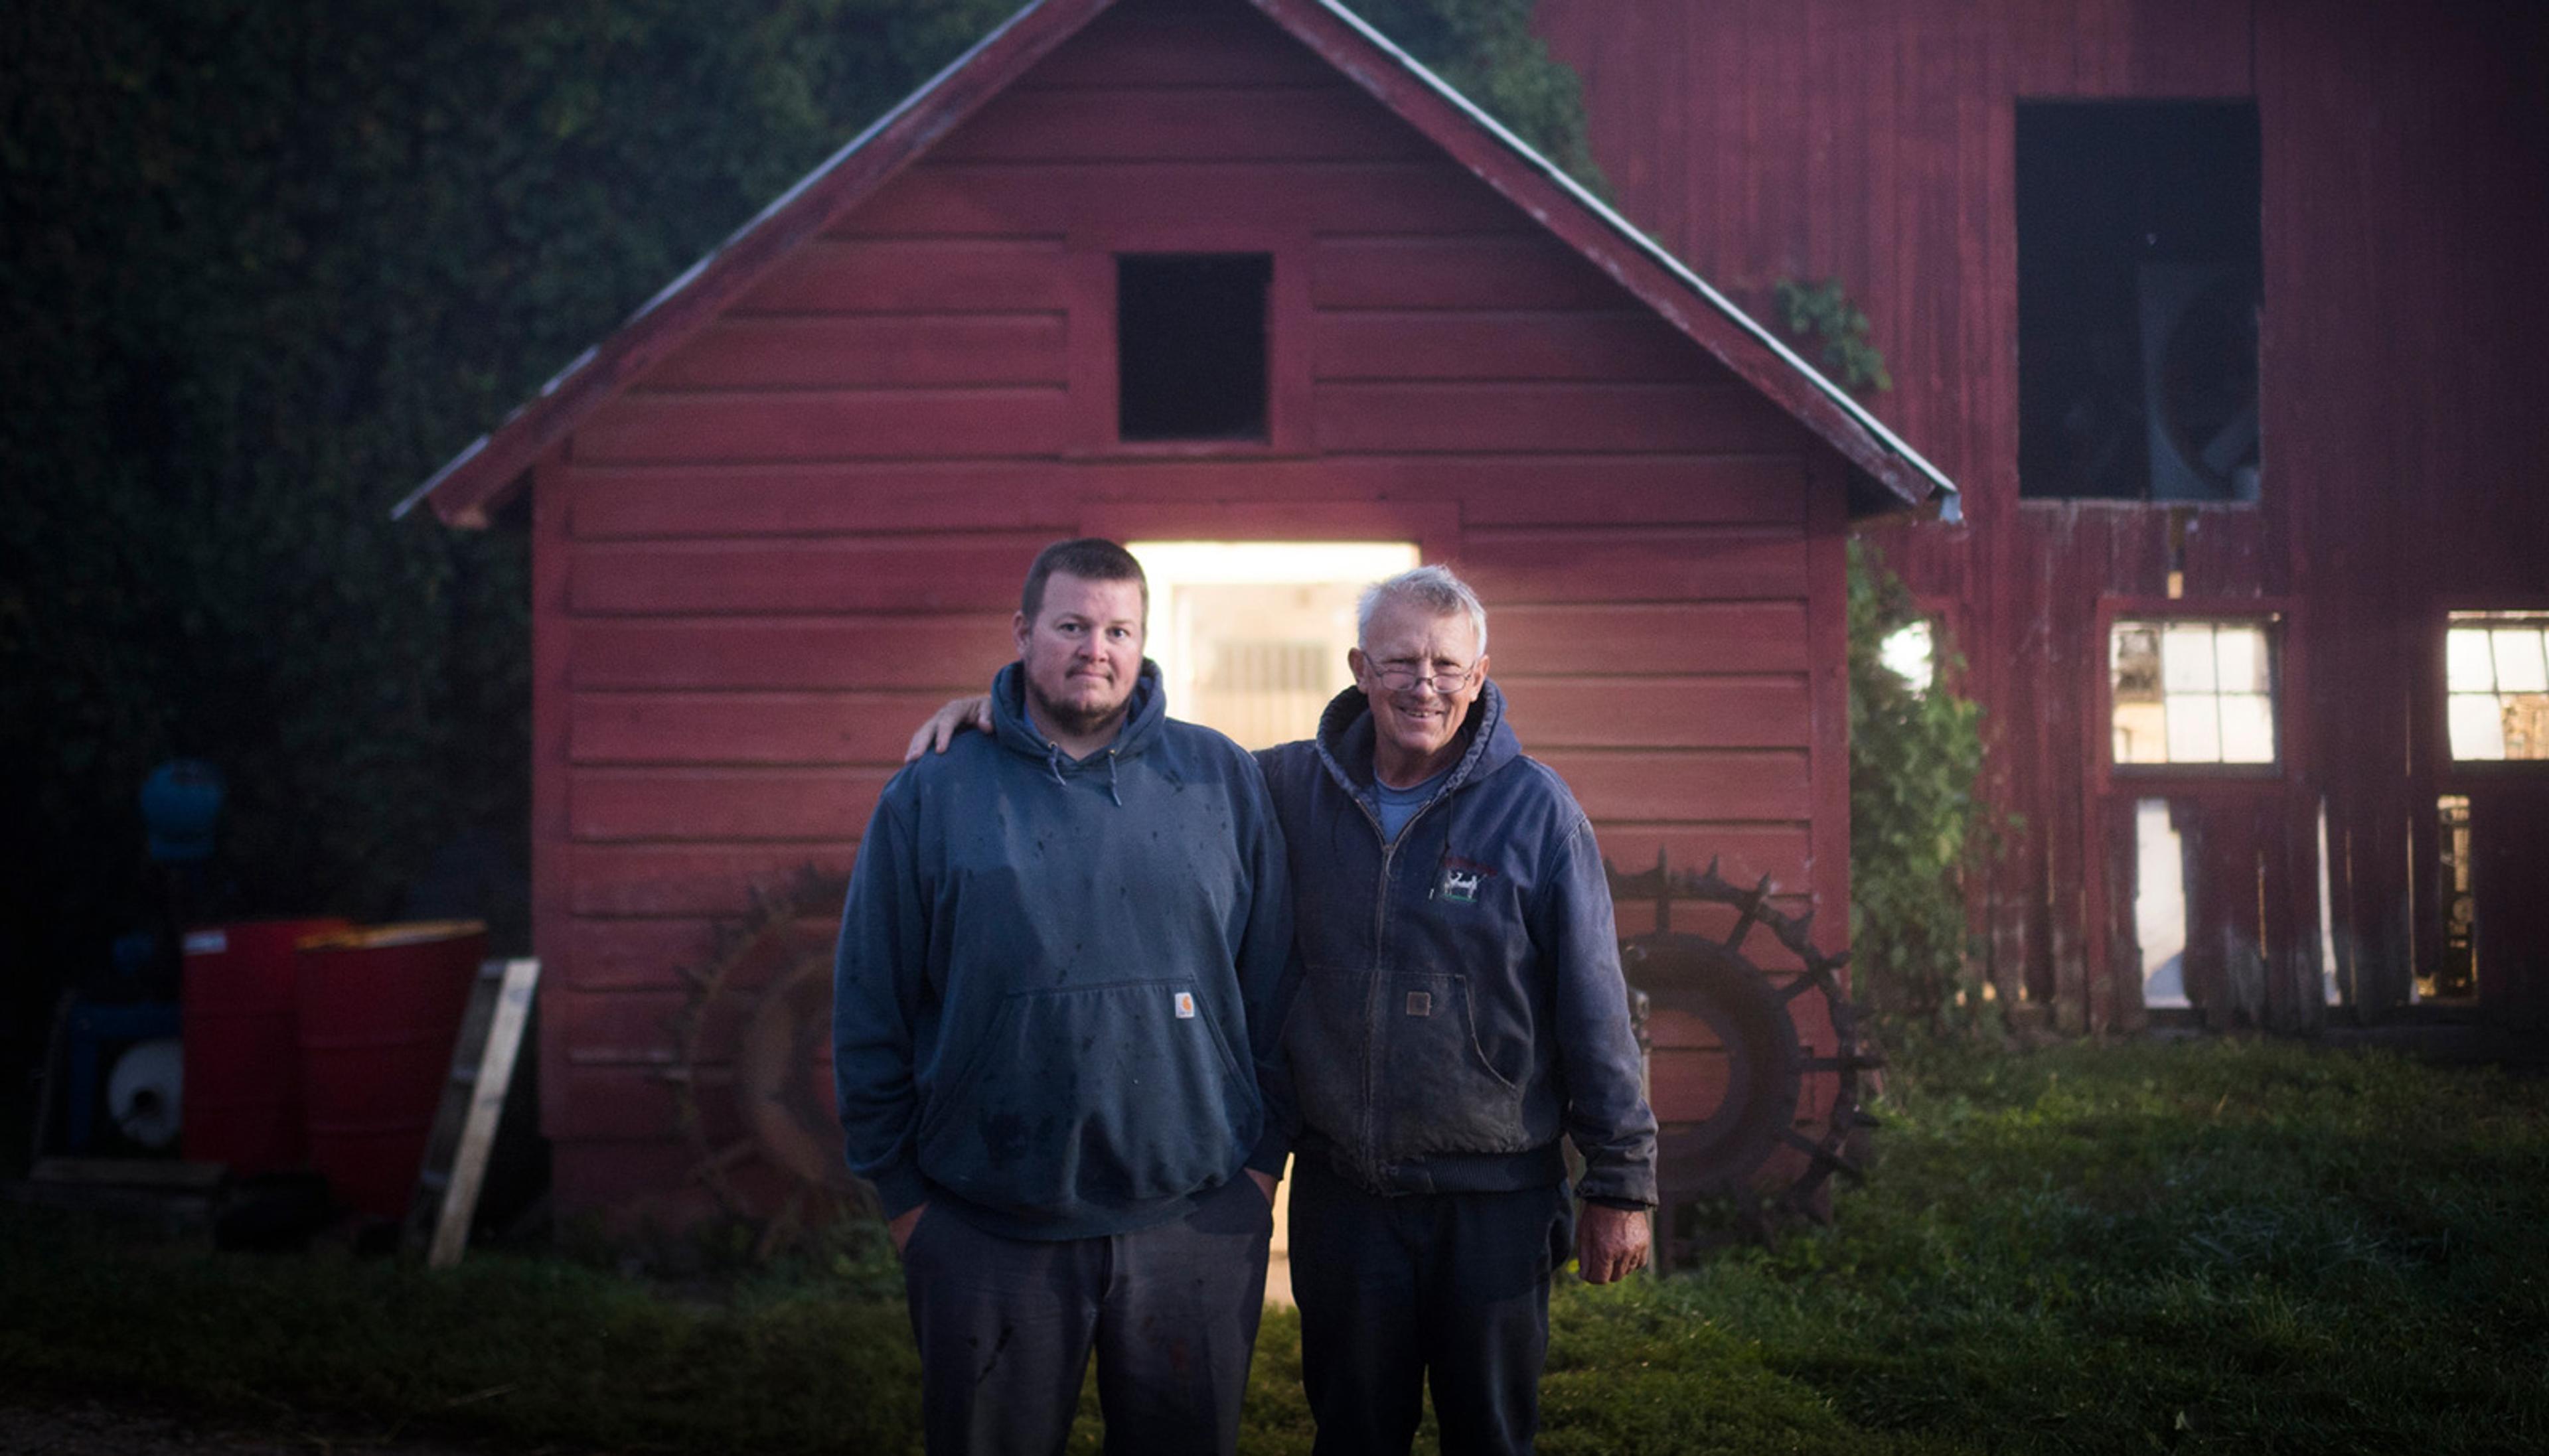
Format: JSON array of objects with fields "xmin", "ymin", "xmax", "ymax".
[{"xmin": 834, "ymin": 538, "xmax": 1293, "ymax": 1455}]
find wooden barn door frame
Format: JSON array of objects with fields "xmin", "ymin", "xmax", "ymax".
[
  {"xmin": 2414, "ymin": 591, "xmax": 2549, "ymax": 1027},
  {"xmin": 2081, "ymin": 593, "xmax": 2313, "ymax": 1032}
]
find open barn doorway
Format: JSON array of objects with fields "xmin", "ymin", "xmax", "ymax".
[{"xmin": 1126, "ymin": 540, "xmax": 1420, "ymax": 1304}]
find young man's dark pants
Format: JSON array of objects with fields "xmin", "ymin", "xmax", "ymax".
[
  {"xmin": 1287, "ymin": 1159, "xmax": 1574, "ymax": 1456},
  {"xmin": 899, "ymin": 1176, "xmax": 1273, "ymax": 1456}
]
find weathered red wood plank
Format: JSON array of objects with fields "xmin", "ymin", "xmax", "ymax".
[
  {"xmin": 571, "ymin": 616, "xmax": 1017, "ymax": 691},
  {"xmin": 570, "ymin": 538, "xmax": 1040, "ymax": 615},
  {"xmin": 1586, "ymin": 825, "xmax": 1811, "ymax": 892},
  {"xmin": 1496, "ymin": 676, "xmax": 1814, "ymax": 749},
  {"xmin": 1311, "ymin": 235, "xmax": 1624, "ymax": 312},
  {"xmin": 1075, "ymin": 455, "xmax": 1805, "ymax": 528},
  {"xmin": 735, "ymin": 240, "xmax": 1069, "ymax": 315},
  {"xmin": 1313, "ymin": 311, "xmax": 1715, "ymax": 382},
  {"xmin": 568, "ymin": 463, "xmax": 1081, "ymax": 540},
  {"xmin": 570, "ymin": 845, "xmax": 861, "ymax": 917},
  {"xmin": 565, "ymin": 917, "xmax": 719, "ymax": 992},
  {"xmin": 1648, "ymin": 1047, "xmax": 1731, "ymax": 1123},
  {"xmin": 939, "ymin": 84, "xmax": 1427, "ymax": 163},
  {"xmin": 1316, "ymin": 382, "xmax": 1804, "ymax": 455},
  {"xmin": 555, "ymin": 1065, "xmax": 687, "ymax": 1143},
  {"xmin": 572, "ymin": 769, "xmax": 893, "ymax": 843},
  {"xmin": 1458, "ymin": 527, "xmax": 1810, "ymax": 604},
  {"xmin": 571, "ymin": 691, "xmax": 970, "ymax": 766},
  {"xmin": 835, "ymin": 161, "xmax": 1516, "ymax": 238},
  {"xmin": 1535, "ymin": 750, "xmax": 1812, "ymax": 822},
  {"xmin": 642, "ymin": 315, "xmax": 1066, "ymax": 390},
  {"xmin": 552, "ymin": 988, "xmax": 690, "ymax": 1068},
  {"xmin": 576, "ymin": 388, "xmax": 1067, "ymax": 465},
  {"xmin": 1488, "ymin": 603, "xmax": 1810, "ymax": 675}
]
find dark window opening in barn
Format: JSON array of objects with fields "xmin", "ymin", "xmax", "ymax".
[
  {"xmin": 2426, "ymin": 794, "xmax": 2479, "ymax": 1002},
  {"xmin": 2110, "ymin": 617, "xmax": 2278, "ymax": 765},
  {"xmin": 2017, "ymin": 102, "xmax": 2262, "ymax": 502},
  {"xmin": 1117, "ymin": 254, "xmax": 1272, "ymax": 441}
]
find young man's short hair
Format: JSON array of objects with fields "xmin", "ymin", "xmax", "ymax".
[{"xmin": 1021, "ymin": 538, "xmax": 1149, "ymax": 622}]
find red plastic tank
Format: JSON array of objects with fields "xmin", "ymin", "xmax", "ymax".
[
  {"xmin": 181, "ymin": 917, "xmax": 350, "ymax": 1173},
  {"xmin": 295, "ymin": 920, "xmax": 486, "ymax": 1218}
]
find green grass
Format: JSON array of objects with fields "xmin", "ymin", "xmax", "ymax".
[{"xmin": 6, "ymin": 1037, "xmax": 2545, "ymax": 1454}]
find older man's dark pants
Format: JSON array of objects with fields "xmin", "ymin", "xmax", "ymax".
[
  {"xmin": 1288, "ymin": 1159, "xmax": 1573, "ymax": 1456},
  {"xmin": 898, "ymin": 1177, "xmax": 1273, "ymax": 1456}
]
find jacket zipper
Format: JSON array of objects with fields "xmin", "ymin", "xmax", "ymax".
[{"xmin": 1352, "ymin": 780, "xmax": 1454, "ymax": 1190}]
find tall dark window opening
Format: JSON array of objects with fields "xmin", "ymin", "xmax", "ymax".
[
  {"xmin": 1117, "ymin": 254, "xmax": 1271, "ymax": 441},
  {"xmin": 2017, "ymin": 102, "xmax": 2262, "ymax": 501}
]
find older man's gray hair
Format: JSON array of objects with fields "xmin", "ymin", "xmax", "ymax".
[{"xmin": 1356, "ymin": 564, "xmax": 1488, "ymax": 657}]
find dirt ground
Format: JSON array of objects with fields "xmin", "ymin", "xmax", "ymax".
[{"xmin": 0, "ymin": 1400, "xmax": 530, "ymax": 1456}]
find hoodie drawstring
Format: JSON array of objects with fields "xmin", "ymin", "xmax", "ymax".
[{"xmin": 1043, "ymin": 742, "xmax": 1124, "ymax": 807}]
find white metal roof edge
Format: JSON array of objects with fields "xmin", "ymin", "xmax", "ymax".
[{"xmin": 1298, "ymin": 0, "xmax": 1960, "ymax": 516}]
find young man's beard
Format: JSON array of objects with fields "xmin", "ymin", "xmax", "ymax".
[{"xmin": 1026, "ymin": 679, "xmax": 1132, "ymax": 741}]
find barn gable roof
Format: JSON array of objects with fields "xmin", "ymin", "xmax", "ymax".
[{"xmin": 396, "ymin": 0, "xmax": 1959, "ymax": 526}]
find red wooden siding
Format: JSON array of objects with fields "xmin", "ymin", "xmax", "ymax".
[
  {"xmin": 532, "ymin": 0, "xmax": 1857, "ymax": 1222},
  {"xmin": 1537, "ymin": 0, "xmax": 2549, "ymax": 1033}
]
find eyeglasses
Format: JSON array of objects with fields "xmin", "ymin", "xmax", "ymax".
[{"xmin": 1371, "ymin": 660, "xmax": 1476, "ymax": 694}]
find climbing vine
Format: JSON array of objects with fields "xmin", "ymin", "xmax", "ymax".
[
  {"xmin": 1775, "ymin": 276, "xmax": 1892, "ymax": 394},
  {"xmin": 1847, "ymin": 540, "xmax": 1991, "ymax": 1034}
]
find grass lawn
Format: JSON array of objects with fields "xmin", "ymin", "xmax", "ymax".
[{"xmin": 5, "ymin": 1035, "xmax": 2544, "ymax": 1454}]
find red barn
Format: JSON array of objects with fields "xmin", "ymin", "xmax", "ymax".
[
  {"xmin": 403, "ymin": 0, "xmax": 1954, "ymax": 1230},
  {"xmin": 1537, "ymin": 0, "xmax": 2549, "ymax": 1042}
]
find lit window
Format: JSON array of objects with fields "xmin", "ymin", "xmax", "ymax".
[
  {"xmin": 1879, "ymin": 619, "xmax": 1935, "ymax": 694},
  {"xmin": 2111, "ymin": 619, "xmax": 2276, "ymax": 765},
  {"xmin": 2445, "ymin": 613, "xmax": 2549, "ymax": 761}
]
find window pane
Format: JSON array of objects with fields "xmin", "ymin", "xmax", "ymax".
[
  {"xmin": 2165, "ymin": 693, "xmax": 2223, "ymax": 761},
  {"xmin": 2492, "ymin": 628, "xmax": 2548, "ymax": 693},
  {"xmin": 2446, "ymin": 628, "xmax": 2499, "ymax": 692},
  {"xmin": 2163, "ymin": 625, "xmax": 2218, "ymax": 692},
  {"xmin": 2213, "ymin": 626, "xmax": 2269, "ymax": 694},
  {"xmin": 2505, "ymin": 693, "xmax": 2549, "ymax": 761},
  {"xmin": 2448, "ymin": 693, "xmax": 2509, "ymax": 761},
  {"xmin": 2112, "ymin": 625, "xmax": 2161, "ymax": 699},
  {"xmin": 2114, "ymin": 701, "xmax": 2171, "ymax": 763},
  {"xmin": 2219, "ymin": 693, "xmax": 2276, "ymax": 762}
]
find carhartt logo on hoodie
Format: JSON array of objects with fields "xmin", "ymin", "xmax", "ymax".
[{"xmin": 1174, "ymin": 991, "xmax": 1196, "ymax": 1019}]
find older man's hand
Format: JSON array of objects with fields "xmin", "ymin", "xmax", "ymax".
[
  {"xmin": 1575, "ymin": 1202, "xmax": 1651, "ymax": 1284},
  {"xmin": 903, "ymin": 695, "xmax": 994, "ymax": 762}
]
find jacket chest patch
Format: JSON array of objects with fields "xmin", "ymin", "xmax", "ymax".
[{"xmin": 1433, "ymin": 854, "xmax": 1498, "ymax": 905}]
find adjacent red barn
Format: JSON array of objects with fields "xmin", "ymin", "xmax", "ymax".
[
  {"xmin": 1539, "ymin": 0, "xmax": 2549, "ymax": 1041},
  {"xmin": 404, "ymin": 0, "xmax": 1955, "ymax": 1229}
]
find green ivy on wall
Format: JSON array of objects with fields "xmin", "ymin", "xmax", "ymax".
[
  {"xmin": 1847, "ymin": 540, "xmax": 1991, "ymax": 1035},
  {"xmin": 1774, "ymin": 276, "xmax": 1892, "ymax": 394}
]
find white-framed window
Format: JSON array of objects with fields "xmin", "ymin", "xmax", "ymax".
[
  {"xmin": 2110, "ymin": 618, "xmax": 2277, "ymax": 765},
  {"xmin": 2445, "ymin": 613, "xmax": 2549, "ymax": 761}
]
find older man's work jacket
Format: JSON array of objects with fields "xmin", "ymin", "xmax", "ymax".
[{"xmin": 1256, "ymin": 681, "xmax": 1658, "ymax": 1207}]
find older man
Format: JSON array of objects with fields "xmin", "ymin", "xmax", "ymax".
[
  {"xmin": 836, "ymin": 538, "xmax": 1292, "ymax": 1456},
  {"xmin": 907, "ymin": 563, "xmax": 1655, "ymax": 1456}
]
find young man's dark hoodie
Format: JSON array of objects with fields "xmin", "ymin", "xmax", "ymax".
[{"xmin": 832, "ymin": 660, "xmax": 1294, "ymax": 1241}]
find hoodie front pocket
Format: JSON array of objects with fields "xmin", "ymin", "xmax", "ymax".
[
  {"xmin": 1379, "ymin": 971, "xmax": 1531, "ymax": 1157},
  {"xmin": 915, "ymin": 979, "xmax": 1258, "ymax": 1220}
]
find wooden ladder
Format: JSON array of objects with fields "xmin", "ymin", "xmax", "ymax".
[{"xmin": 404, "ymin": 957, "xmax": 540, "ymax": 1269}]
